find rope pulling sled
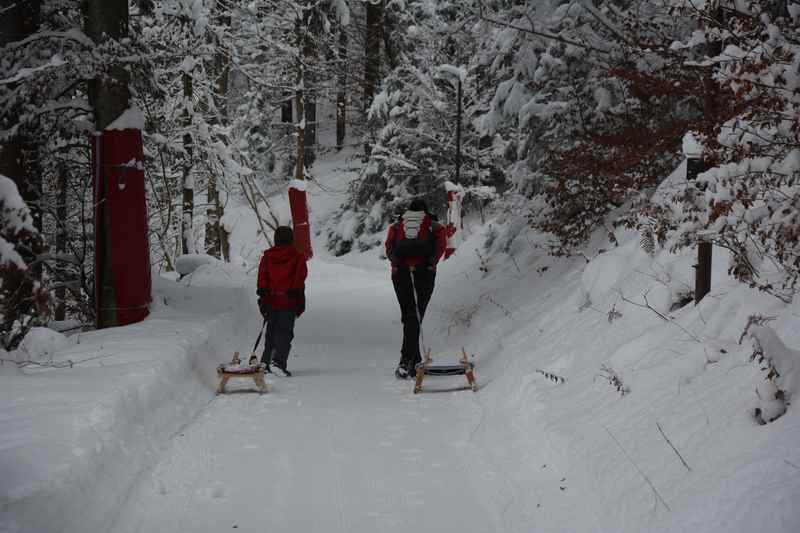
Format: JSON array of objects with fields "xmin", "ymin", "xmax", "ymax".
[
  {"xmin": 217, "ymin": 320, "xmax": 269, "ymax": 394},
  {"xmin": 408, "ymin": 266, "xmax": 478, "ymax": 394}
]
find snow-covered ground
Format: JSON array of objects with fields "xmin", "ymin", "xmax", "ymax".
[{"xmin": 2, "ymin": 147, "xmax": 800, "ymax": 533}]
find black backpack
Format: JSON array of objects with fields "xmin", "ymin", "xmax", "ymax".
[{"xmin": 393, "ymin": 216, "xmax": 435, "ymax": 259}]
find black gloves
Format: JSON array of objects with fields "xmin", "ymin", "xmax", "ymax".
[
  {"xmin": 287, "ymin": 288, "xmax": 305, "ymax": 318},
  {"xmin": 258, "ymin": 301, "xmax": 271, "ymax": 319},
  {"xmin": 287, "ymin": 288, "xmax": 304, "ymax": 300},
  {"xmin": 256, "ymin": 288, "xmax": 268, "ymax": 297}
]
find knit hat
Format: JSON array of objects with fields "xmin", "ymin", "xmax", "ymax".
[{"xmin": 274, "ymin": 226, "xmax": 294, "ymax": 245}]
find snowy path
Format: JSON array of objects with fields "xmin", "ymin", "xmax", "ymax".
[{"xmin": 113, "ymin": 260, "xmax": 498, "ymax": 533}]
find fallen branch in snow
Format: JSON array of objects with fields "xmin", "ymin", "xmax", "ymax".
[
  {"xmin": 656, "ymin": 422, "xmax": 691, "ymax": 472},
  {"xmin": 617, "ymin": 289, "xmax": 702, "ymax": 343},
  {"xmin": 0, "ymin": 352, "xmax": 116, "ymax": 369},
  {"xmin": 597, "ymin": 364, "xmax": 630, "ymax": 396},
  {"xmin": 606, "ymin": 427, "xmax": 671, "ymax": 512},
  {"xmin": 480, "ymin": 291, "xmax": 513, "ymax": 318},
  {"xmin": 536, "ymin": 369, "xmax": 566, "ymax": 384}
]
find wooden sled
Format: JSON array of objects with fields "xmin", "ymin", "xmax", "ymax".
[
  {"xmin": 217, "ymin": 351, "xmax": 269, "ymax": 394},
  {"xmin": 414, "ymin": 348, "xmax": 478, "ymax": 394}
]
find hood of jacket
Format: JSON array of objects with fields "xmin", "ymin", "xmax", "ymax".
[{"xmin": 267, "ymin": 244, "xmax": 299, "ymax": 263}]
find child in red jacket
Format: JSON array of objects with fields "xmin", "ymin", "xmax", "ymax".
[
  {"xmin": 256, "ymin": 226, "xmax": 308, "ymax": 376},
  {"xmin": 385, "ymin": 199, "xmax": 447, "ymax": 379}
]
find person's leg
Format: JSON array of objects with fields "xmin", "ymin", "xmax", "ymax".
[
  {"xmin": 414, "ymin": 269, "xmax": 436, "ymax": 319},
  {"xmin": 410, "ymin": 269, "xmax": 435, "ymax": 368},
  {"xmin": 392, "ymin": 269, "xmax": 420, "ymax": 371},
  {"xmin": 271, "ymin": 310, "xmax": 296, "ymax": 369},
  {"xmin": 261, "ymin": 315, "xmax": 277, "ymax": 365}
]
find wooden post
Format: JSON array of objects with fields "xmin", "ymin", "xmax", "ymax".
[
  {"xmin": 687, "ymin": 158, "xmax": 712, "ymax": 304},
  {"xmin": 695, "ymin": 241, "xmax": 712, "ymax": 304}
]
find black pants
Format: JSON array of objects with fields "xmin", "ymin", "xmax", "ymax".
[
  {"xmin": 261, "ymin": 309, "xmax": 296, "ymax": 368},
  {"xmin": 392, "ymin": 268, "xmax": 435, "ymax": 371}
]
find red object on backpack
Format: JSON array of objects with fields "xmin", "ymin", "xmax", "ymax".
[{"xmin": 288, "ymin": 186, "xmax": 312, "ymax": 260}]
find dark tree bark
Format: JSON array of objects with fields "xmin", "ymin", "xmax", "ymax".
[
  {"xmin": 302, "ymin": 4, "xmax": 319, "ymax": 166},
  {"xmin": 181, "ymin": 71, "xmax": 194, "ymax": 255},
  {"xmin": 364, "ymin": 0, "xmax": 383, "ymax": 112},
  {"xmin": 205, "ymin": 1, "xmax": 231, "ymax": 260},
  {"xmin": 84, "ymin": 0, "xmax": 130, "ymax": 130},
  {"xmin": 281, "ymin": 99, "xmax": 293, "ymax": 123},
  {"xmin": 363, "ymin": 1, "xmax": 383, "ymax": 156},
  {"xmin": 336, "ymin": 29, "xmax": 347, "ymax": 150},
  {"xmin": 54, "ymin": 165, "xmax": 68, "ymax": 321}
]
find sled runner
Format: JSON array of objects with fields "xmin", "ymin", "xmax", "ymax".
[
  {"xmin": 413, "ymin": 348, "xmax": 478, "ymax": 394},
  {"xmin": 217, "ymin": 351, "xmax": 269, "ymax": 394}
]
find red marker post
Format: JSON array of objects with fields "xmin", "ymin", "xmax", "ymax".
[{"xmin": 288, "ymin": 180, "xmax": 312, "ymax": 260}]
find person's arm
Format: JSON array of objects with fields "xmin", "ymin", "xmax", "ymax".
[
  {"xmin": 293, "ymin": 255, "xmax": 308, "ymax": 291},
  {"xmin": 290, "ymin": 255, "xmax": 308, "ymax": 317},
  {"xmin": 256, "ymin": 253, "xmax": 269, "ymax": 297},
  {"xmin": 385, "ymin": 223, "xmax": 398, "ymax": 265},
  {"xmin": 432, "ymin": 222, "xmax": 447, "ymax": 265}
]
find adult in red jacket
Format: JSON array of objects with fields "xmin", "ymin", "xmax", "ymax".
[
  {"xmin": 385, "ymin": 199, "xmax": 447, "ymax": 378},
  {"xmin": 256, "ymin": 226, "xmax": 308, "ymax": 376}
]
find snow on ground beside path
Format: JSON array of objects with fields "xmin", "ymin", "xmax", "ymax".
[
  {"xmin": 428, "ymin": 224, "xmax": 800, "ymax": 533},
  {"xmin": 0, "ymin": 273, "xmax": 260, "ymax": 533}
]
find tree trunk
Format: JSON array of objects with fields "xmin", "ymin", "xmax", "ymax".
[
  {"xmin": 336, "ymin": 29, "xmax": 347, "ymax": 150},
  {"xmin": 281, "ymin": 99, "xmax": 293, "ymax": 123},
  {"xmin": 294, "ymin": 69, "xmax": 306, "ymax": 182},
  {"xmin": 363, "ymin": 1, "xmax": 383, "ymax": 155},
  {"xmin": 294, "ymin": 12, "xmax": 307, "ymax": 182},
  {"xmin": 205, "ymin": 1, "xmax": 230, "ymax": 260},
  {"xmin": 55, "ymin": 165, "xmax": 68, "ymax": 321},
  {"xmin": 364, "ymin": 1, "xmax": 383, "ymax": 112},
  {"xmin": 181, "ymin": 71, "xmax": 194, "ymax": 255},
  {"xmin": 302, "ymin": 4, "xmax": 318, "ymax": 167},
  {"xmin": 84, "ymin": 0, "xmax": 130, "ymax": 329}
]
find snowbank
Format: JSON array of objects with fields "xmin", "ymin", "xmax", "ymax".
[
  {"xmin": 427, "ymin": 215, "xmax": 800, "ymax": 533},
  {"xmin": 0, "ymin": 274, "xmax": 258, "ymax": 533},
  {"xmin": 175, "ymin": 253, "xmax": 220, "ymax": 276},
  {"xmin": 15, "ymin": 327, "xmax": 70, "ymax": 362}
]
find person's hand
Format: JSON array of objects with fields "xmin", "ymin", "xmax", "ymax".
[
  {"xmin": 259, "ymin": 302, "xmax": 271, "ymax": 320},
  {"xmin": 256, "ymin": 288, "xmax": 268, "ymax": 297},
  {"xmin": 296, "ymin": 297, "xmax": 305, "ymax": 318}
]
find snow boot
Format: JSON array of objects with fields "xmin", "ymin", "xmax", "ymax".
[
  {"xmin": 395, "ymin": 366, "xmax": 410, "ymax": 379},
  {"xmin": 271, "ymin": 362, "xmax": 292, "ymax": 377}
]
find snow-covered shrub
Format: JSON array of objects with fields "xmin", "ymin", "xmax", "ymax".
[
  {"xmin": 662, "ymin": 5, "xmax": 800, "ymax": 298},
  {"xmin": 175, "ymin": 253, "xmax": 220, "ymax": 277},
  {"xmin": 742, "ymin": 315, "xmax": 800, "ymax": 424},
  {"xmin": 17, "ymin": 327, "xmax": 69, "ymax": 363},
  {"xmin": 0, "ymin": 175, "xmax": 49, "ymax": 350}
]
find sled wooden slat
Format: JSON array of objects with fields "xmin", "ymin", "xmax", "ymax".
[
  {"xmin": 217, "ymin": 352, "xmax": 269, "ymax": 394},
  {"xmin": 414, "ymin": 348, "xmax": 477, "ymax": 394}
]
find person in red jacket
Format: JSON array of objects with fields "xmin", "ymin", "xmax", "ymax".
[
  {"xmin": 385, "ymin": 199, "xmax": 447, "ymax": 379},
  {"xmin": 256, "ymin": 226, "xmax": 308, "ymax": 376}
]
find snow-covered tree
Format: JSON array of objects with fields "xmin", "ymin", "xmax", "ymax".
[{"xmin": 327, "ymin": 0, "xmax": 504, "ymax": 255}]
